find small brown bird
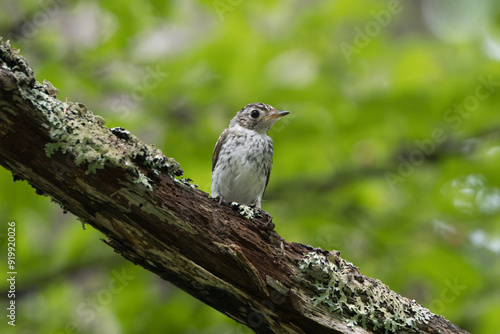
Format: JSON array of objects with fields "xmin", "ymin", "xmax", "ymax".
[{"xmin": 211, "ymin": 102, "xmax": 290, "ymax": 208}]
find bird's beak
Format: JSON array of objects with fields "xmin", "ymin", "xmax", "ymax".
[{"xmin": 264, "ymin": 110, "xmax": 290, "ymax": 119}]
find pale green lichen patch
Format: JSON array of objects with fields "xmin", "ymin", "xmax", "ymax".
[
  {"xmin": 230, "ymin": 202, "xmax": 263, "ymax": 220},
  {"xmin": 22, "ymin": 81, "xmax": 183, "ymax": 190},
  {"xmin": 174, "ymin": 177, "xmax": 198, "ymax": 188},
  {"xmin": 299, "ymin": 252, "xmax": 433, "ymax": 333}
]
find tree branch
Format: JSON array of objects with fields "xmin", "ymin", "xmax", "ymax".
[{"xmin": 0, "ymin": 40, "xmax": 468, "ymax": 334}]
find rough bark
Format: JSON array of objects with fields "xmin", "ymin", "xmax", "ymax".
[{"xmin": 0, "ymin": 40, "xmax": 469, "ymax": 334}]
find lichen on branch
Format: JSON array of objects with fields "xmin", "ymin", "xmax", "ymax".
[{"xmin": 299, "ymin": 252, "xmax": 433, "ymax": 333}]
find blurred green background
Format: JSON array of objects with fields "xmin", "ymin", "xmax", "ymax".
[{"xmin": 1, "ymin": 0, "xmax": 500, "ymax": 333}]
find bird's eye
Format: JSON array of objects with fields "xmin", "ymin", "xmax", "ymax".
[{"xmin": 250, "ymin": 110, "xmax": 260, "ymax": 119}]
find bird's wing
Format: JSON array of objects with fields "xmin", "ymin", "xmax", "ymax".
[
  {"xmin": 262, "ymin": 157, "xmax": 273, "ymax": 198},
  {"xmin": 212, "ymin": 129, "xmax": 229, "ymax": 171}
]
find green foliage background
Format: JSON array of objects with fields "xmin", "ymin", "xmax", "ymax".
[{"xmin": 1, "ymin": 0, "xmax": 500, "ymax": 333}]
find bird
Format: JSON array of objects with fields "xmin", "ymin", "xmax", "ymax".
[{"xmin": 211, "ymin": 102, "xmax": 290, "ymax": 208}]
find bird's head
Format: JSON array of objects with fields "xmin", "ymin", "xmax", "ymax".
[{"xmin": 230, "ymin": 102, "xmax": 290, "ymax": 134}]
